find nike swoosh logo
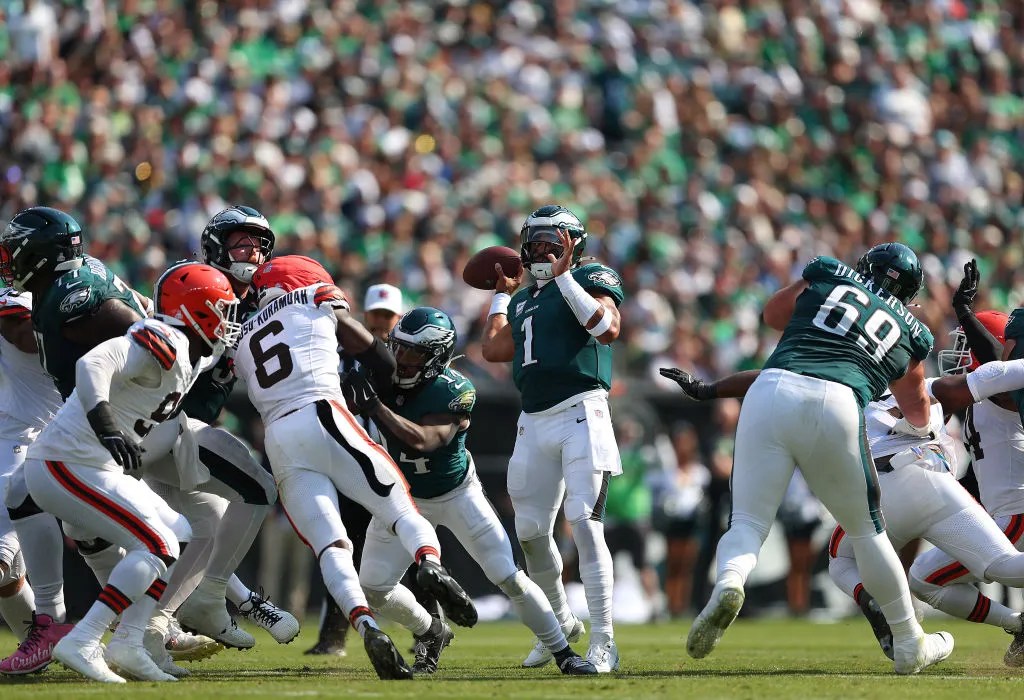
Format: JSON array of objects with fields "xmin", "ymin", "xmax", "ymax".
[
  {"xmin": 576, "ymin": 418, "xmax": 586, "ymax": 423},
  {"xmin": 453, "ymin": 381, "xmax": 466, "ymax": 389}
]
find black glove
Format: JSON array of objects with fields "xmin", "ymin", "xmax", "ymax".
[
  {"xmin": 952, "ymin": 259, "xmax": 980, "ymax": 320},
  {"xmin": 342, "ymin": 370, "xmax": 383, "ymax": 416},
  {"xmin": 659, "ymin": 367, "xmax": 717, "ymax": 401},
  {"xmin": 86, "ymin": 401, "xmax": 143, "ymax": 473}
]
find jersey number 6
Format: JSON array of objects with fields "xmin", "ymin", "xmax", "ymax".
[{"xmin": 248, "ymin": 320, "xmax": 295, "ymax": 389}]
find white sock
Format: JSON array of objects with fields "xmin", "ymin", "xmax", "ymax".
[
  {"xmin": 0, "ymin": 579, "xmax": 35, "ymax": 641},
  {"xmin": 392, "ymin": 512, "xmax": 442, "ymax": 564},
  {"xmin": 321, "ymin": 547, "xmax": 378, "ymax": 638},
  {"xmin": 848, "ymin": 532, "xmax": 920, "ymax": 640},
  {"xmin": 226, "ymin": 574, "xmax": 251, "ymax": 608},
  {"xmin": 714, "ymin": 521, "xmax": 766, "ymax": 590},
  {"xmin": 519, "ymin": 536, "xmax": 573, "ymax": 628},
  {"xmin": 499, "ymin": 570, "xmax": 566, "ymax": 651},
  {"xmin": 828, "ymin": 554, "xmax": 862, "ymax": 599},
  {"xmin": 13, "ymin": 513, "xmax": 64, "ymax": 621},
  {"xmin": 204, "ymin": 503, "xmax": 268, "ymax": 581},
  {"xmin": 365, "ymin": 584, "xmax": 432, "ymax": 636},
  {"xmin": 572, "ymin": 519, "xmax": 614, "ymax": 644}
]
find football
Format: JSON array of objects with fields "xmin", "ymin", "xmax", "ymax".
[{"xmin": 462, "ymin": 246, "xmax": 523, "ymax": 290}]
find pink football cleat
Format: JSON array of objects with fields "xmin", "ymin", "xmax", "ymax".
[{"xmin": 0, "ymin": 613, "xmax": 75, "ymax": 675}]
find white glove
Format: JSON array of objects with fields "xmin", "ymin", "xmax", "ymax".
[{"xmin": 891, "ymin": 417, "xmax": 936, "ymax": 439}]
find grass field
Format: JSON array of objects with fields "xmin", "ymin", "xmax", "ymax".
[{"xmin": 2, "ymin": 616, "xmax": 1023, "ymax": 698}]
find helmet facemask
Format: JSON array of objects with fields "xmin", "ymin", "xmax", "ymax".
[
  {"xmin": 388, "ymin": 314, "xmax": 456, "ymax": 389},
  {"xmin": 937, "ymin": 329, "xmax": 972, "ymax": 376},
  {"xmin": 177, "ymin": 295, "xmax": 241, "ymax": 356},
  {"xmin": 521, "ymin": 228, "xmax": 565, "ymax": 281}
]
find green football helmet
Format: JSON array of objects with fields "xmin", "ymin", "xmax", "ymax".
[
  {"xmin": 388, "ymin": 307, "xmax": 457, "ymax": 389},
  {"xmin": 0, "ymin": 207, "xmax": 85, "ymax": 291},
  {"xmin": 855, "ymin": 242, "xmax": 923, "ymax": 304},
  {"xmin": 201, "ymin": 205, "xmax": 275, "ymax": 284},
  {"xmin": 519, "ymin": 205, "xmax": 587, "ymax": 280}
]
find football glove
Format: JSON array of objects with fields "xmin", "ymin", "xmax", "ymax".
[
  {"xmin": 952, "ymin": 259, "xmax": 979, "ymax": 320},
  {"xmin": 86, "ymin": 401, "xmax": 143, "ymax": 473},
  {"xmin": 659, "ymin": 367, "xmax": 717, "ymax": 401},
  {"xmin": 891, "ymin": 416, "xmax": 937, "ymax": 440},
  {"xmin": 342, "ymin": 369, "xmax": 383, "ymax": 416}
]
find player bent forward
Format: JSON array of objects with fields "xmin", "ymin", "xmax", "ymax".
[
  {"xmin": 23, "ymin": 264, "xmax": 240, "ymax": 682},
  {"xmin": 234, "ymin": 256, "xmax": 478, "ymax": 680},
  {"xmin": 345, "ymin": 307, "xmax": 597, "ymax": 675}
]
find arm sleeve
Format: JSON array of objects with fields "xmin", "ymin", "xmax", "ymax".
[
  {"xmin": 960, "ymin": 310, "xmax": 1002, "ymax": 364},
  {"xmin": 966, "ymin": 359, "xmax": 1024, "ymax": 402},
  {"xmin": 76, "ymin": 336, "xmax": 154, "ymax": 411}
]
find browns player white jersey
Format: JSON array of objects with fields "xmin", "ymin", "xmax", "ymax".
[
  {"xmin": 28, "ymin": 318, "xmax": 207, "ymax": 471},
  {"xmin": 865, "ymin": 392, "xmax": 950, "ymax": 461},
  {"xmin": 0, "ymin": 288, "xmax": 61, "ymax": 438},
  {"xmin": 964, "ymin": 399, "xmax": 1024, "ymax": 518},
  {"xmin": 234, "ymin": 283, "xmax": 350, "ymax": 424}
]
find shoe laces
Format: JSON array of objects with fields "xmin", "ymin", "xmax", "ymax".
[
  {"xmin": 17, "ymin": 615, "xmax": 47, "ymax": 654},
  {"xmin": 244, "ymin": 588, "xmax": 283, "ymax": 627},
  {"xmin": 412, "ymin": 640, "xmax": 430, "ymax": 665}
]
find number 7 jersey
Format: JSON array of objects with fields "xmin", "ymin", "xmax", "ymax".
[
  {"xmin": 762, "ymin": 256, "xmax": 934, "ymax": 407},
  {"xmin": 234, "ymin": 283, "xmax": 351, "ymax": 424}
]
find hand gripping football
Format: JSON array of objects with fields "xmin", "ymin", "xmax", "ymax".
[{"xmin": 462, "ymin": 246, "xmax": 523, "ymax": 290}]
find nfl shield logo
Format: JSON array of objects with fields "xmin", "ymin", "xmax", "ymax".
[{"xmin": 595, "ymin": 409, "xmax": 603, "ymax": 418}]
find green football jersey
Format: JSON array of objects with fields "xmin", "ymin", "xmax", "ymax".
[
  {"xmin": 1003, "ymin": 308, "xmax": 1024, "ymax": 423},
  {"xmin": 32, "ymin": 256, "xmax": 145, "ymax": 400},
  {"xmin": 507, "ymin": 263, "xmax": 625, "ymax": 413},
  {"xmin": 762, "ymin": 256, "xmax": 933, "ymax": 407},
  {"xmin": 383, "ymin": 367, "xmax": 476, "ymax": 499}
]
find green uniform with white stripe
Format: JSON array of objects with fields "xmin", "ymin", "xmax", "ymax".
[
  {"xmin": 506, "ymin": 263, "xmax": 625, "ymax": 413},
  {"xmin": 763, "ymin": 256, "xmax": 934, "ymax": 407},
  {"xmin": 32, "ymin": 256, "xmax": 145, "ymax": 400},
  {"xmin": 383, "ymin": 367, "xmax": 476, "ymax": 499}
]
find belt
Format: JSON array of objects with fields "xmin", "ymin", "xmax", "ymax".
[{"xmin": 874, "ymin": 454, "xmax": 893, "ymax": 473}]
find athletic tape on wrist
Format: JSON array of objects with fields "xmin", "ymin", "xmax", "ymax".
[
  {"xmin": 489, "ymin": 293, "xmax": 510, "ymax": 317},
  {"xmin": 555, "ymin": 272, "xmax": 601, "ymax": 326}
]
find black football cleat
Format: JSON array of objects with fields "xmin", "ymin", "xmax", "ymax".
[
  {"xmin": 363, "ymin": 627, "xmax": 413, "ymax": 680},
  {"xmin": 411, "ymin": 618, "xmax": 454, "ymax": 674},
  {"xmin": 415, "ymin": 560, "xmax": 478, "ymax": 628}
]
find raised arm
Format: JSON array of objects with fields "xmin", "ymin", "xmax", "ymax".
[{"xmin": 762, "ymin": 280, "xmax": 809, "ymax": 331}]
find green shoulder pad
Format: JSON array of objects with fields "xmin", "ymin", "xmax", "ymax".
[{"xmin": 573, "ymin": 263, "xmax": 624, "ymax": 305}]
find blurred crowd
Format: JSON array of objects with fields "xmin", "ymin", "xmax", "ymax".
[{"xmin": 4, "ymin": 0, "xmax": 1024, "ymax": 394}]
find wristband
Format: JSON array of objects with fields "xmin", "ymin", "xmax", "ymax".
[
  {"xmin": 588, "ymin": 313, "xmax": 613, "ymax": 338},
  {"xmin": 489, "ymin": 293, "xmax": 510, "ymax": 317}
]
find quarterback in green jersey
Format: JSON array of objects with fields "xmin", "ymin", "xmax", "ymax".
[
  {"xmin": 481, "ymin": 205, "xmax": 624, "ymax": 673},
  {"xmin": 344, "ymin": 307, "xmax": 596, "ymax": 675},
  {"xmin": 682, "ymin": 243, "xmax": 953, "ymax": 675}
]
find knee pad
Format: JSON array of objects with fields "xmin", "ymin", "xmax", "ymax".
[
  {"xmin": 514, "ymin": 504, "xmax": 557, "ymax": 542},
  {"xmin": 497, "ymin": 570, "xmax": 531, "ymax": 599},
  {"xmin": 363, "ymin": 586, "xmax": 390, "ymax": 610},
  {"xmin": 564, "ymin": 495, "xmax": 599, "ymax": 525},
  {"xmin": 121, "ymin": 548, "xmax": 169, "ymax": 582},
  {"xmin": 0, "ymin": 551, "xmax": 24, "ymax": 588}
]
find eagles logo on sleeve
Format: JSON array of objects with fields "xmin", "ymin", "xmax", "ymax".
[
  {"xmin": 448, "ymin": 388, "xmax": 476, "ymax": 413},
  {"xmin": 131, "ymin": 325, "xmax": 177, "ymax": 370},
  {"xmin": 587, "ymin": 269, "xmax": 621, "ymax": 287}
]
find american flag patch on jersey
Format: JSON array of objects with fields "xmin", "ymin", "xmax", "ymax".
[{"xmin": 131, "ymin": 326, "xmax": 176, "ymax": 370}]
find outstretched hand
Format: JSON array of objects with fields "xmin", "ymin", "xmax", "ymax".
[
  {"xmin": 952, "ymin": 259, "xmax": 980, "ymax": 315},
  {"xmin": 546, "ymin": 227, "xmax": 576, "ymax": 278},
  {"xmin": 659, "ymin": 367, "xmax": 717, "ymax": 401},
  {"xmin": 494, "ymin": 262, "xmax": 523, "ymax": 295}
]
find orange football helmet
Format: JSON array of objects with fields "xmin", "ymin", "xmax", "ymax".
[
  {"xmin": 155, "ymin": 262, "xmax": 241, "ymax": 353},
  {"xmin": 938, "ymin": 309, "xmax": 1008, "ymax": 375}
]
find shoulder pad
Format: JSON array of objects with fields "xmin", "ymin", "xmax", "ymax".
[
  {"xmin": 441, "ymin": 369, "xmax": 476, "ymax": 413},
  {"xmin": 312, "ymin": 284, "xmax": 350, "ymax": 310},
  {"xmin": 130, "ymin": 321, "xmax": 178, "ymax": 371},
  {"xmin": 573, "ymin": 263, "xmax": 624, "ymax": 304},
  {"xmin": 801, "ymin": 256, "xmax": 840, "ymax": 282}
]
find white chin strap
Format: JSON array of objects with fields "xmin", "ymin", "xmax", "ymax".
[{"xmin": 528, "ymin": 262, "xmax": 555, "ymax": 280}]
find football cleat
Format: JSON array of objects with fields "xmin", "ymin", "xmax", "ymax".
[
  {"xmin": 857, "ymin": 592, "xmax": 894, "ymax": 660},
  {"xmin": 165, "ymin": 615, "xmax": 223, "ymax": 661},
  {"xmin": 52, "ymin": 635, "xmax": 125, "ymax": 683},
  {"xmin": 686, "ymin": 584, "xmax": 745, "ymax": 659},
  {"xmin": 415, "ymin": 560, "xmax": 478, "ymax": 628},
  {"xmin": 105, "ymin": 637, "xmax": 177, "ymax": 682},
  {"xmin": 177, "ymin": 589, "xmax": 255, "ymax": 650},
  {"xmin": 0, "ymin": 612, "xmax": 74, "ymax": 675},
  {"xmin": 557, "ymin": 652, "xmax": 598, "ymax": 675},
  {"xmin": 1004, "ymin": 625, "xmax": 1024, "ymax": 668},
  {"xmin": 523, "ymin": 616, "xmax": 585, "ymax": 668},
  {"xmin": 144, "ymin": 625, "xmax": 190, "ymax": 678},
  {"xmin": 893, "ymin": 631, "xmax": 954, "ymax": 675},
  {"xmin": 411, "ymin": 619, "xmax": 454, "ymax": 674},
  {"xmin": 236, "ymin": 588, "xmax": 301, "ymax": 644},
  {"xmin": 363, "ymin": 626, "xmax": 413, "ymax": 680},
  {"xmin": 586, "ymin": 639, "xmax": 620, "ymax": 673}
]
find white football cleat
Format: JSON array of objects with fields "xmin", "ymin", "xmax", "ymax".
[
  {"xmin": 144, "ymin": 625, "xmax": 190, "ymax": 678},
  {"xmin": 894, "ymin": 631, "xmax": 954, "ymax": 675},
  {"xmin": 165, "ymin": 616, "xmax": 223, "ymax": 662},
  {"xmin": 177, "ymin": 589, "xmax": 255, "ymax": 650},
  {"xmin": 586, "ymin": 639, "xmax": 620, "ymax": 673},
  {"xmin": 686, "ymin": 584, "xmax": 745, "ymax": 659},
  {"xmin": 523, "ymin": 616, "xmax": 585, "ymax": 668},
  {"xmin": 105, "ymin": 638, "xmax": 177, "ymax": 682},
  {"xmin": 236, "ymin": 589, "xmax": 300, "ymax": 644},
  {"xmin": 52, "ymin": 636, "xmax": 125, "ymax": 683}
]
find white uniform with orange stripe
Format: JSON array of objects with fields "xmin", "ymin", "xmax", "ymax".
[
  {"xmin": 828, "ymin": 392, "xmax": 1024, "ymax": 628},
  {"xmin": 22, "ymin": 318, "xmax": 197, "ymax": 558},
  {"xmin": 0, "ymin": 289, "xmax": 61, "ymax": 570},
  {"xmin": 234, "ymin": 283, "xmax": 424, "ymax": 555}
]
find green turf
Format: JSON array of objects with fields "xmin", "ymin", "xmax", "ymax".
[{"xmin": 2, "ymin": 616, "xmax": 1022, "ymax": 698}]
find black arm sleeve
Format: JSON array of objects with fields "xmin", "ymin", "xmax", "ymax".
[
  {"xmin": 354, "ymin": 338, "xmax": 397, "ymax": 379},
  {"xmin": 960, "ymin": 310, "xmax": 1003, "ymax": 364}
]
